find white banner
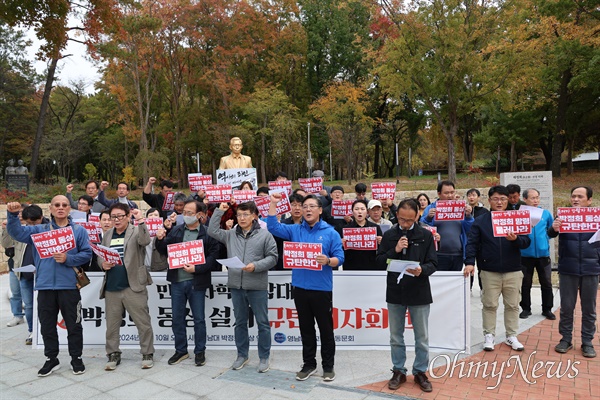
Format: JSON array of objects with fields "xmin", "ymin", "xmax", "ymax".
[{"xmin": 33, "ymin": 271, "xmax": 469, "ymax": 352}]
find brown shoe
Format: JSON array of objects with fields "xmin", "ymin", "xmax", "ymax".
[
  {"xmin": 388, "ymin": 369, "xmax": 406, "ymax": 390},
  {"xmin": 414, "ymin": 372, "xmax": 432, "ymax": 392}
]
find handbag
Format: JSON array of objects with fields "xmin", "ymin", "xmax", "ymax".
[{"xmin": 73, "ymin": 267, "xmax": 90, "ymax": 289}]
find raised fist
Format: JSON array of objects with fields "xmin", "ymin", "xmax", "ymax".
[
  {"xmin": 66, "ymin": 184, "xmax": 74, "ymax": 193},
  {"xmin": 148, "ymin": 177, "xmax": 157, "ymax": 184},
  {"xmin": 7, "ymin": 202, "xmax": 21, "ymax": 213},
  {"xmin": 100, "ymin": 181, "xmax": 109, "ymax": 190}
]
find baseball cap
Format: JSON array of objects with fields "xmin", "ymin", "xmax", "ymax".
[
  {"xmin": 368, "ymin": 200, "xmax": 382, "ymax": 209},
  {"xmin": 312, "ymin": 170, "xmax": 325, "ymax": 178}
]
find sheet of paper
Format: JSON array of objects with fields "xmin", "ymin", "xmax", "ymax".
[
  {"xmin": 70, "ymin": 210, "xmax": 87, "ymax": 223},
  {"xmin": 519, "ymin": 205, "xmax": 543, "ymax": 227},
  {"xmin": 588, "ymin": 229, "xmax": 600, "ymax": 248},
  {"xmin": 387, "ymin": 259, "xmax": 418, "ymax": 283},
  {"xmin": 216, "ymin": 257, "xmax": 246, "ymax": 269},
  {"xmin": 12, "ymin": 264, "xmax": 36, "ymax": 273}
]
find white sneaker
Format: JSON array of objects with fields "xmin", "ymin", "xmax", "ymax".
[
  {"xmin": 483, "ymin": 334, "xmax": 495, "ymax": 351},
  {"xmin": 7, "ymin": 316, "xmax": 24, "ymax": 327},
  {"xmin": 505, "ymin": 336, "xmax": 524, "ymax": 351}
]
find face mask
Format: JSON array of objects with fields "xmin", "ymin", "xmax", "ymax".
[{"xmin": 183, "ymin": 215, "xmax": 198, "ymax": 225}]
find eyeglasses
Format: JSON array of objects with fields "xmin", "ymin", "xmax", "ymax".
[
  {"xmin": 302, "ymin": 205, "xmax": 320, "ymax": 210},
  {"xmin": 110, "ymin": 214, "xmax": 127, "ymax": 221},
  {"xmin": 489, "ymin": 197, "xmax": 508, "ymax": 203},
  {"xmin": 291, "ymin": 203, "xmax": 303, "ymax": 208},
  {"xmin": 397, "ymin": 217, "xmax": 415, "ymax": 224},
  {"xmin": 78, "ymin": 202, "xmax": 90, "ymax": 206},
  {"xmin": 52, "ymin": 203, "xmax": 69, "ymax": 208},
  {"xmin": 237, "ymin": 213, "xmax": 253, "ymax": 219},
  {"xmin": 182, "ymin": 211, "xmax": 197, "ymax": 216}
]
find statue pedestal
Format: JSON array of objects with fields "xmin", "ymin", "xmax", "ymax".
[{"xmin": 6, "ymin": 174, "xmax": 29, "ymax": 191}]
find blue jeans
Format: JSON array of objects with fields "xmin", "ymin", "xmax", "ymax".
[
  {"xmin": 231, "ymin": 288, "xmax": 271, "ymax": 360},
  {"xmin": 388, "ymin": 303, "xmax": 430, "ymax": 375},
  {"xmin": 170, "ymin": 280, "xmax": 206, "ymax": 354},
  {"xmin": 9, "ymin": 270, "xmax": 23, "ymax": 318},
  {"xmin": 19, "ymin": 278, "xmax": 34, "ymax": 333}
]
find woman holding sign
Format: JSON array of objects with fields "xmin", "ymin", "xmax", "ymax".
[
  {"xmin": 266, "ymin": 193, "xmax": 344, "ymax": 382},
  {"xmin": 342, "ymin": 200, "xmax": 383, "ymax": 271}
]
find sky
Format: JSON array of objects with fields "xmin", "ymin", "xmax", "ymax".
[{"xmin": 24, "ymin": 27, "xmax": 102, "ymax": 95}]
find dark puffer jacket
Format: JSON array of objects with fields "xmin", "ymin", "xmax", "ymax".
[{"xmin": 548, "ymin": 227, "xmax": 600, "ymax": 276}]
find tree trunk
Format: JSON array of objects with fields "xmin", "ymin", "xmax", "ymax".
[
  {"xmin": 551, "ymin": 68, "xmax": 572, "ymax": 177},
  {"xmin": 566, "ymin": 136, "xmax": 574, "ymax": 175},
  {"xmin": 510, "ymin": 140, "xmax": 517, "ymax": 172},
  {"xmin": 446, "ymin": 129, "xmax": 457, "ymax": 182},
  {"xmin": 30, "ymin": 57, "xmax": 59, "ymax": 180},
  {"xmin": 261, "ymin": 120, "xmax": 267, "ymax": 184}
]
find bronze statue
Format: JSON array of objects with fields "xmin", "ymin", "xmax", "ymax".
[{"xmin": 219, "ymin": 137, "xmax": 253, "ymax": 170}]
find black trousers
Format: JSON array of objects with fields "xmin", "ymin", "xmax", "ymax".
[
  {"xmin": 293, "ymin": 287, "xmax": 335, "ymax": 370},
  {"xmin": 520, "ymin": 256, "xmax": 553, "ymax": 313},
  {"xmin": 38, "ymin": 290, "xmax": 83, "ymax": 359}
]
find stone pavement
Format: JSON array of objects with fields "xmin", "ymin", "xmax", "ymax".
[{"xmin": 2, "ymin": 272, "xmax": 593, "ymax": 400}]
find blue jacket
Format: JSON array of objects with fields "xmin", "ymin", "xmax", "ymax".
[
  {"xmin": 267, "ymin": 216, "xmax": 344, "ymax": 292},
  {"xmin": 6, "ymin": 212, "xmax": 92, "ymax": 290},
  {"xmin": 548, "ymin": 225, "xmax": 600, "ymax": 277},
  {"xmin": 421, "ymin": 200, "xmax": 474, "ymax": 257},
  {"xmin": 465, "ymin": 212, "xmax": 531, "ymax": 273},
  {"xmin": 521, "ymin": 208, "xmax": 553, "ymax": 258}
]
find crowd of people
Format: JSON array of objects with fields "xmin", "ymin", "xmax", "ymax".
[{"xmin": 2, "ymin": 175, "xmax": 598, "ymax": 394}]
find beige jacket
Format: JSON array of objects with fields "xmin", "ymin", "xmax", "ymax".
[{"xmin": 98, "ymin": 221, "xmax": 152, "ymax": 299}]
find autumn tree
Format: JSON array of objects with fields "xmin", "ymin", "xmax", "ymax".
[{"xmin": 310, "ymin": 81, "xmax": 373, "ymax": 184}]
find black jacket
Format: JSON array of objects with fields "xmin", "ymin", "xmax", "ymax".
[
  {"xmin": 548, "ymin": 227, "xmax": 600, "ymax": 276},
  {"xmin": 376, "ymin": 223, "xmax": 437, "ymax": 305},
  {"xmin": 155, "ymin": 222, "xmax": 220, "ymax": 290},
  {"xmin": 343, "ymin": 220, "xmax": 384, "ymax": 271},
  {"xmin": 464, "ymin": 212, "xmax": 531, "ymax": 272}
]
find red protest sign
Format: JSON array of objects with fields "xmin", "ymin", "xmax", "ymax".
[
  {"xmin": 31, "ymin": 227, "xmax": 77, "ymax": 259},
  {"xmin": 371, "ymin": 182, "xmax": 396, "ymax": 200},
  {"xmin": 254, "ymin": 196, "xmax": 271, "ymax": 218},
  {"xmin": 343, "ymin": 227, "xmax": 378, "ymax": 250},
  {"xmin": 89, "ymin": 214, "xmax": 100, "ymax": 223},
  {"xmin": 422, "ymin": 225, "xmax": 439, "ymax": 251},
  {"xmin": 331, "ymin": 200, "xmax": 353, "ymax": 218},
  {"xmin": 253, "ymin": 193, "xmax": 291, "ymax": 217},
  {"xmin": 435, "ymin": 200, "xmax": 466, "ymax": 221},
  {"xmin": 491, "ymin": 210, "xmax": 532, "ymax": 237},
  {"xmin": 232, "ymin": 190, "xmax": 256, "ymax": 204},
  {"xmin": 283, "ymin": 242, "xmax": 323, "ymax": 270},
  {"xmin": 188, "ymin": 173, "xmax": 213, "ymax": 192},
  {"xmin": 90, "ymin": 243, "xmax": 123, "ymax": 265},
  {"xmin": 75, "ymin": 222, "xmax": 101, "ymax": 243},
  {"xmin": 298, "ymin": 177, "xmax": 323, "ymax": 194},
  {"xmin": 204, "ymin": 184, "xmax": 232, "ymax": 203},
  {"xmin": 145, "ymin": 217, "xmax": 164, "ymax": 238},
  {"xmin": 557, "ymin": 207, "xmax": 600, "ymax": 233},
  {"xmin": 167, "ymin": 240, "xmax": 206, "ymax": 269},
  {"xmin": 268, "ymin": 180, "xmax": 292, "ymax": 196},
  {"xmin": 162, "ymin": 192, "xmax": 175, "ymax": 211}
]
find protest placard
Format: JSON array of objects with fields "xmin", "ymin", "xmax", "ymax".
[
  {"xmin": 343, "ymin": 227, "xmax": 378, "ymax": 250},
  {"xmin": 557, "ymin": 207, "xmax": 600, "ymax": 233},
  {"xmin": 31, "ymin": 227, "xmax": 76, "ymax": 259},
  {"xmin": 491, "ymin": 210, "xmax": 532, "ymax": 237},
  {"xmin": 283, "ymin": 242, "xmax": 323, "ymax": 270},
  {"xmin": 298, "ymin": 177, "xmax": 323, "ymax": 194},
  {"xmin": 435, "ymin": 200, "xmax": 466, "ymax": 221},
  {"xmin": 167, "ymin": 240, "xmax": 206, "ymax": 269},
  {"xmin": 371, "ymin": 182, "xmax": 396, "ymax": 200}
]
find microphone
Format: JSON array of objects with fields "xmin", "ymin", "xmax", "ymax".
[{"xmin": 400, "ymin": 229, "xmax": 407, "ymax": 255}]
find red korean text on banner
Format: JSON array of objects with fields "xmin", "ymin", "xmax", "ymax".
[
  {"xmin": 75, "ymin": 222, "xmax": 101, "ymax": 243},
  {"xmin": 31, "ymin": 227, "xmax": 77, "ymax": 259},
  {"xmin": 371, "ymin": 182, "xmax": 396, "ymax": 201},
  {"xmin": 90, "ymin": 243, "xmax": 123, "ymax": 265},
  {"xmin": 421, "ymin": 225, "xmax": 438, "ymax": 251},
  {"xmin": 167, "ymin": 240, "xmax": 206, "ymax": 269},
  {"xmin": 298, "ymin": 177, "xmax": 323, "ymax": 194},
  {"xmin": 435, "ymin": 200, "xmax": 466, "ymax": 221},
  {"xmin": 557, "ymin": 207, "xmax": 600, "ymax": 233},
  {"xmin": 162, "ymin": 192, "xmax": 175, "ymax": 211},
  {"xmin": 145, "ymin": 217, "xmax": 164, "ymax": 238},
  {"xmin": 268, "ymin": 180, "xmax": 292, "ymax": 196},
  {"xmin": 188, "ymin": 173, "xmax": 213, "ymax": 192},
  {"xmin": 283, "ymin": 242, "xmax": 323, "ymax": 270},
  {"xmin": 232, "ymin": 190, "xmax": 256, "ymax": 204},
  {"xmin": 331, "ymin": 200, "xmax": 354, "ymax": 218},
  {"xmin": 88, "ymin": 214, "xmax": 100, "ymax": 223},
  {"xmin": 204, "ymin": 184, "xmax": 232, "ymax": 203},
  {"xmin": 343, "ymin": 227, "xmax": 378, "ymax": 251},
  {"xmin": 491, "ymin": 210, "xmax": 532, "ymax": 237},
  {"xmin": 254, "ymin": 194, "xmax": 291, "ymax": 217},
  {"xmin": 254, "ymin": 196, "xmax": 271, "ymax": 218}
]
